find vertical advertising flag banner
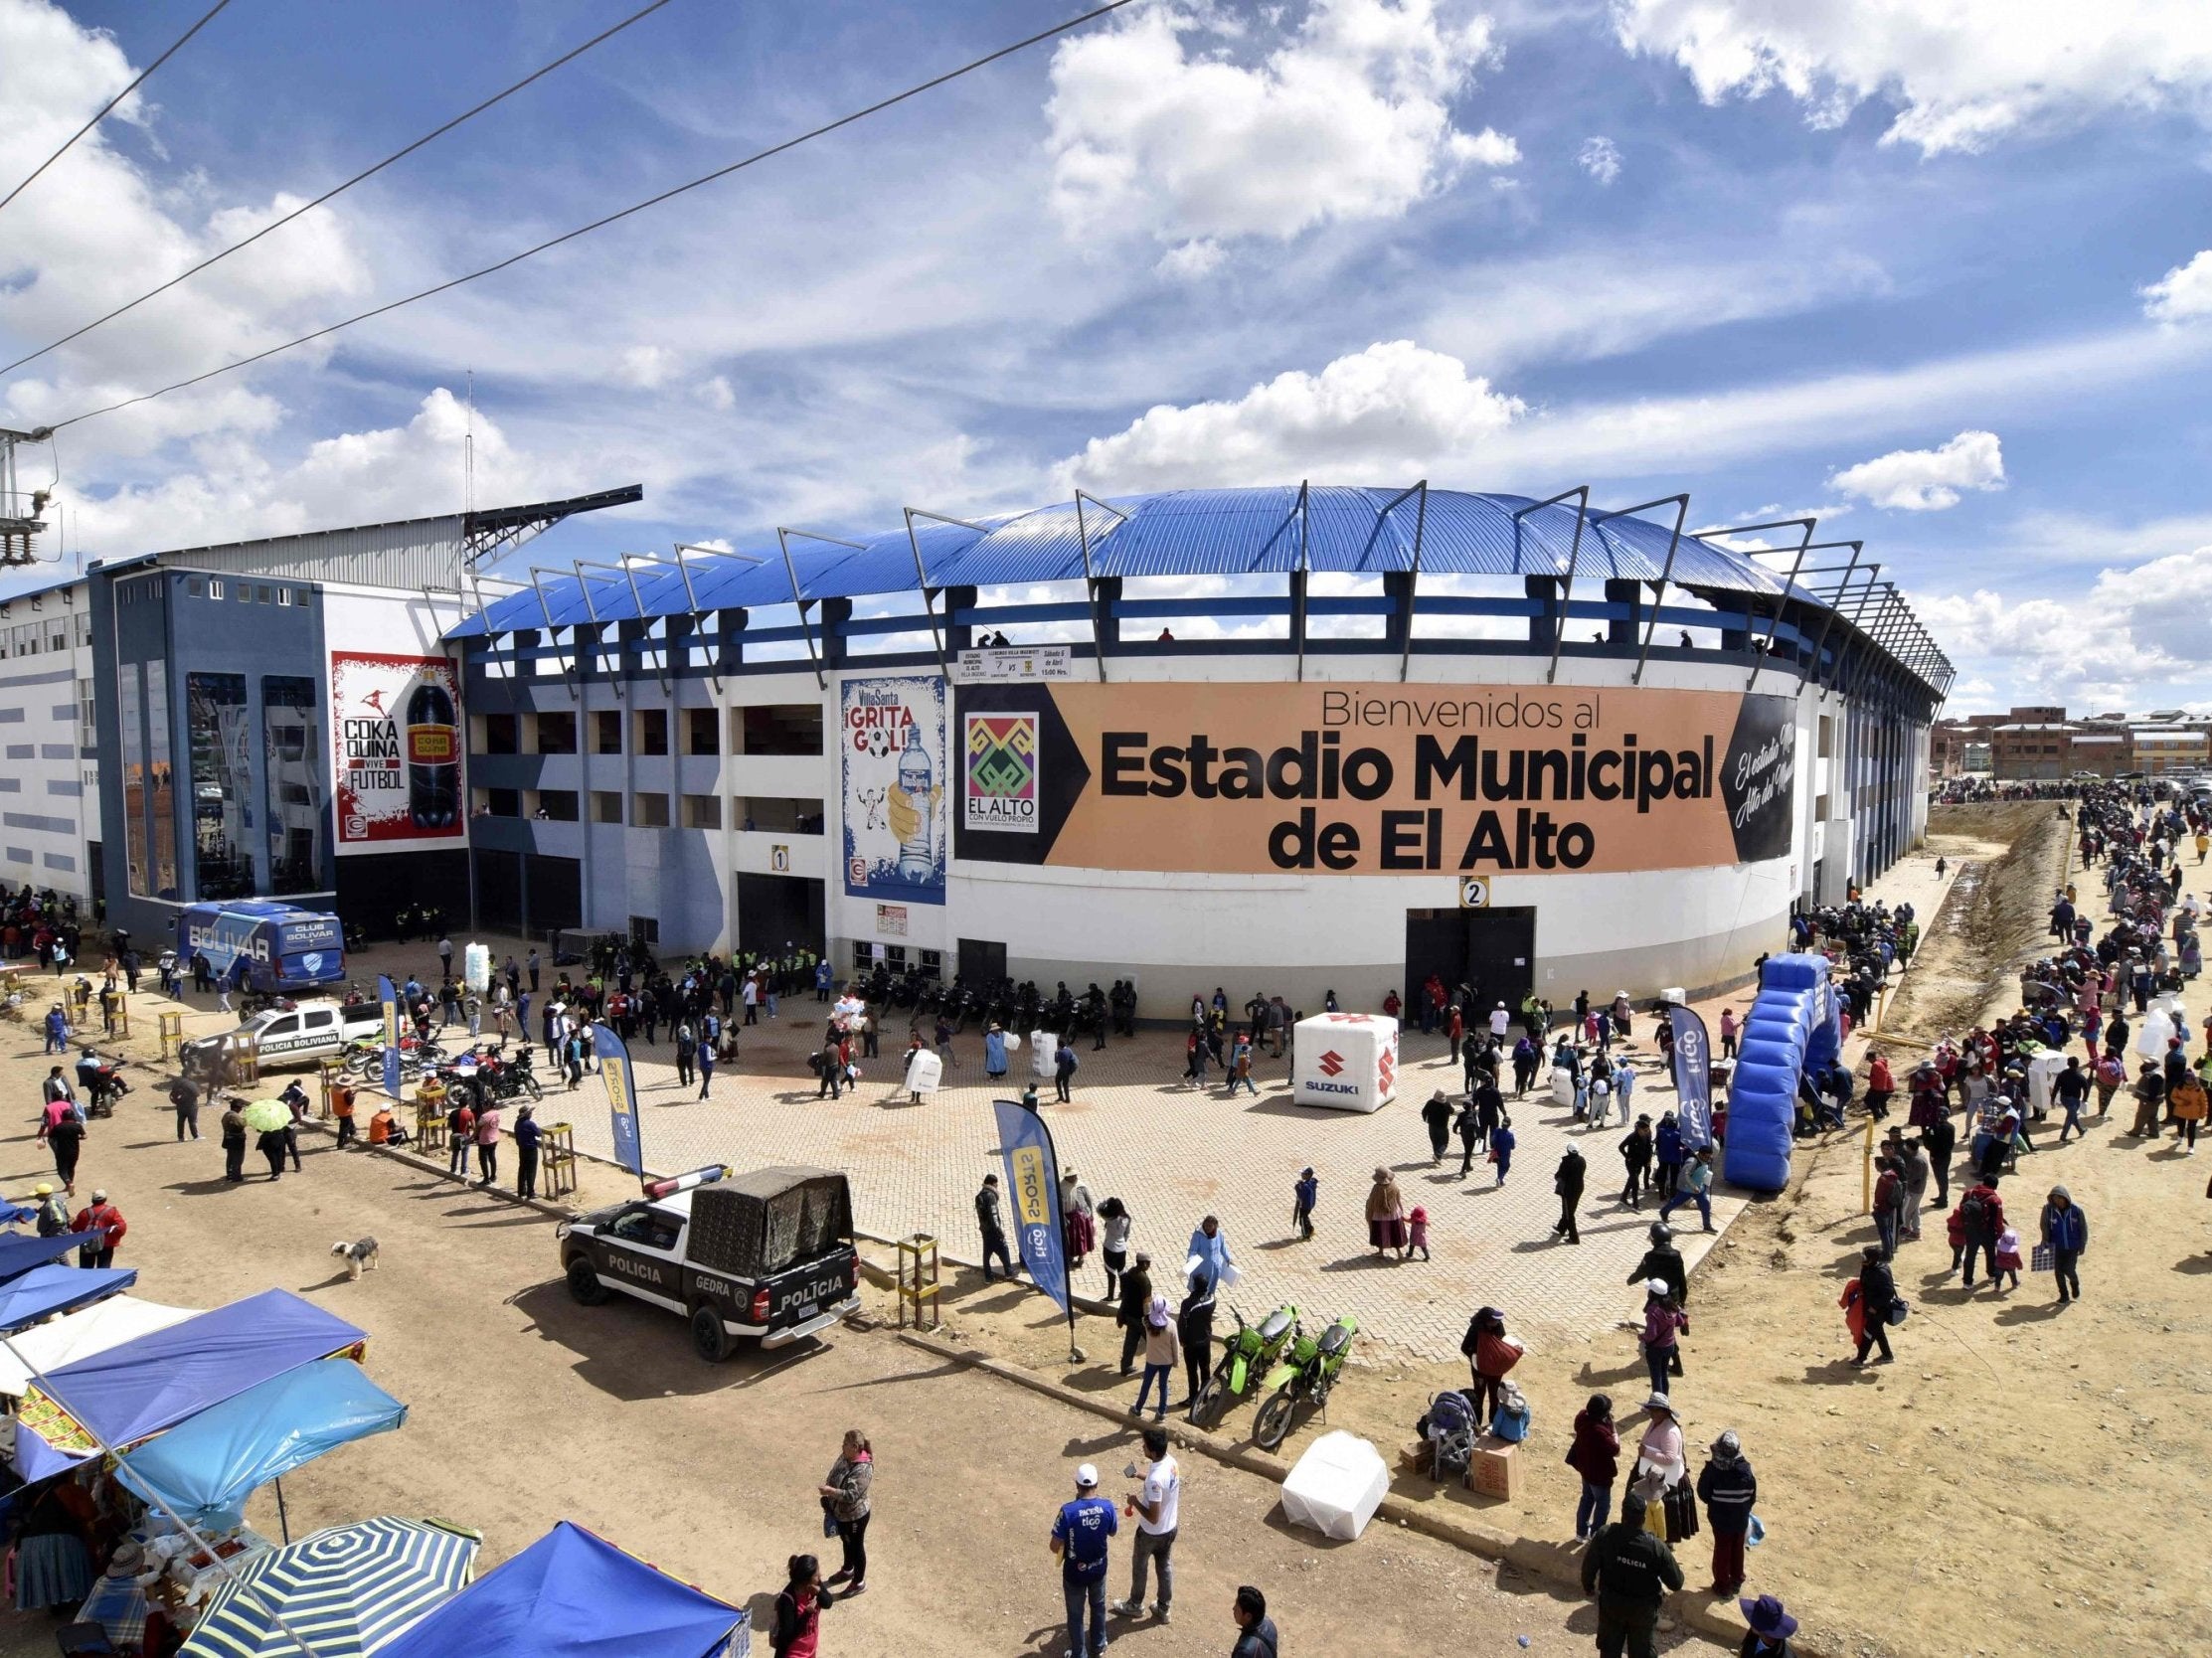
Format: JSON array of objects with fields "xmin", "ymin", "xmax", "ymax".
[
  {"xmin": 332, "ymin": 652, "xmax": 464, "ymax": 853},
  {"xmin": 839, "ymin": 674, "xmax": 947, "ymax": 906},
  {"xmin": 991, "ymin": 1098, "xmax": 1070, "ymax": 1316},
  {"xmin": 1669, "ymin": 1005, "xmax": 1714, "ymax": 1150},
  {"xmin": 595, "ymin": 1022, "xmax": 643, "ymax": 1176},
  {"xmin": 376, "ymin": 974, "xmax": 402, "ymax": 1099}
]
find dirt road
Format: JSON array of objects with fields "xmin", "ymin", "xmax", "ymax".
[
  {"xmin": 0, "ymin": 1031, "xmax": 1723, "ymax": 1658},
  {"xmin": 947, "ymin": 808, "xmax": 2212, "ymax": 1658}
]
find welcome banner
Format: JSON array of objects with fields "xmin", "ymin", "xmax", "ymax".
[{"xmin": 954, "ymin": 683, "xmax": 1796, "ymax": 878}]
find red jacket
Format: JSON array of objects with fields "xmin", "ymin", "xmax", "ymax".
[
  {"xmin": 74, "ymin": 1203, "xmax": 126, "ymax": 1249},
  {"xmin": 1566, "ymin": 1409, "xmax": 1619, "ymax": 1485}
]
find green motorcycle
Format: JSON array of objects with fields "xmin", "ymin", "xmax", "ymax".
[
  {"xmin": 1192, "ymin": 1303, "xmax": 1299, "ymax": 1426},
  {"xmin": 1253, "ymin": 1313, "xmax": 1357, "ymax": 1451}
]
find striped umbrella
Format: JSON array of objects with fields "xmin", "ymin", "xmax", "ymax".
[{"xmin": 181, "ymin": 1516, "xmax": 479, "ymax": 1658}]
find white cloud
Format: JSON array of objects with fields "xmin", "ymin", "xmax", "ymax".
[
  {"xmin": 695, "ymin": 375, "xmax": 736, "ymax": 412},
  {"xmin": 619, "ymin": 346, "xmax": 676, "ymax": 389},
  {"xmin": 1613, "ymin": 0, "xmax": 2212, "ymax": 154},
  {"xmin": 1045, "ymin": 0, "xmax": 1513, "ymax": 254},
  {"xmin": 1914, "ymin": 547, "xmax": 2212, "ymax": 707},
  {"xmin": 0, "ymin": 0, "xmax": 370, "ymax": 453},
  {"xmin": 1054, "ymin": 339, "xmax": 1523, "ymax": 492},
  {"xmin": 1155, "ymin": 239, "xmax": 1228, "ymax": 281},
  {"xmin": 1055, "ymin": 317, "xmax": 2212, "ymax": 504},
  {"xmin": 1577, "ymin": 134, "xmax": 1621, "ymax": 183},
  {"xmin": 2141, "ymin": 249, "xmax": 2212, "ymax": 323},
  {"xmin": 55, "ymin": 389, "xmax": 558, "ymax": 553},
  {"xmin": 1828, "ymin": 429, "xmax": 2004, "ymax": 510}
]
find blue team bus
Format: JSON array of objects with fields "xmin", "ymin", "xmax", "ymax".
[{"xmin": 179, "ymin": 901, "xmax": 347, "ymax": 996}]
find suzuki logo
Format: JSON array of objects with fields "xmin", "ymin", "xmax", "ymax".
[{"xmin": 1317, "ymin": 1050, "xmax": 1345, "ymax": 1077}]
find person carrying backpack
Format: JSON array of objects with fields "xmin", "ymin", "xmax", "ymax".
[{"xmin": 1953, "ymin": 1178, "xmax": 2005, "ymax": 1288}]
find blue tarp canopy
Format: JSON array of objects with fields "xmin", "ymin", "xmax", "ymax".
[
  {"xmin": 376, "ymin": 1522, "xmax": 747, "ymax": 1658},
  {"xmin": 0, "ymin": 1230, "xmax": 94, "ymax": 1284},
  {"xmin": 13, "ymin": 1288, "xmax": 366, "ymax": 1481},
  {"xmin": 111, "ymin": 1359, "xmax": 406, "ymax": 1530},
  {"xmin": 0, "ymin": 1263, "xmax": 136, "ymax": 1333}
]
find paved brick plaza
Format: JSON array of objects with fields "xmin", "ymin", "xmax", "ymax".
[
  {"xmin": 344, "ymin": 850, "xmax": 1951, "ymax": 1364},
  {"xmin": 505, "ymin": 996, "xmax": 1737, "ymax": 1363}
]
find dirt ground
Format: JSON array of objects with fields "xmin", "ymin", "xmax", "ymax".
[
  {"xmin": 0, "ymin": 992, "xmax": 1726, "ymax": 1656},
  {"xmin": 941, "ymin": 803, "xmax": 2212, "ymax": 1658},
  {"xmin": 7, "ymin": 798, "xmax": 2203, "ymax": 1658}
]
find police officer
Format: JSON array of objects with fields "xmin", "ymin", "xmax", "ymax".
[{"xmin": 1579, "ymin": 1494, "xmax": 1683, "ymax": 1658}]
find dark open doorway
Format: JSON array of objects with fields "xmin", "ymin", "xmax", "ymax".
[
  {"xmin": 957, "ymin": 937, "xmax": 1007, "ymax": 984},
  {"xmin": 1404, "ymin": 906, "xmax": 1537, "ymax": 1017}
]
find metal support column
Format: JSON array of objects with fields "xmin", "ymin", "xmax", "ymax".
[
  {"xmin": 1512, "ymin": 486, "xmax": 1590, "ymax": 686},
  {"xmin": 1589, "ymin": 494, "xmax": 1687, "ymax": 686},
  {"xmin": 1074, "ymin": 490, "xmax": 1128, "ymax": 684},
  {"xmin": 777, "ymin": 528, "xmax": 865, "ymax": 692}
]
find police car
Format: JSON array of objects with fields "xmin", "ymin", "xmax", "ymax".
[
  {"xmin": 183, "ymin": 1000, "xmax": 387, "ymax": 1073},
  {"xmin": 556, "ymin": 1165, "xmax": 861, "ymax": 1361}
]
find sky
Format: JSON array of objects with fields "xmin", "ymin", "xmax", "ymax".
[{"xmin": 3, "ymin": 0, "xmax": 2211, "ymax": 715}]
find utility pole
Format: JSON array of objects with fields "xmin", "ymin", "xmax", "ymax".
[{"xmin": 1, "ymin": 426, "xmax": 53, "ymax": 567}]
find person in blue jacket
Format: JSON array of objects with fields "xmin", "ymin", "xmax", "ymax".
[
  {"xmin": 2039, "ymin": 1185, "xmax": 2089, "ymax": 1304},
  {"xmin": 984, "ymin": 1023, "xmax": 1009, "ymax": 1081},
  {"xmin": 1654, "ymin": 1111, "xmax": 1686, "ymax": 1201}
]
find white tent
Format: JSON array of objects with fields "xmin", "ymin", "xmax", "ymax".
[{"xmin": 0, "ymin": 1295, "xmax": 201, "ymax": 1398}]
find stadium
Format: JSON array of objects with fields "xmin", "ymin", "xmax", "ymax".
[{"xmin": 450, "ymin": 482, "xmax": 1951, "ymax": 1015}]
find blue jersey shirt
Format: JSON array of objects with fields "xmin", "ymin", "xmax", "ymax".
[{"xmin": 1052, "ymin": 1495, "xmax": 1118, "ymax": 1581}]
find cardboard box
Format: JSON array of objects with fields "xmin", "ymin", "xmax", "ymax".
[{"xmin": 1465, "ymin": 1435, "xmax": 1520, "ymax": 1500}]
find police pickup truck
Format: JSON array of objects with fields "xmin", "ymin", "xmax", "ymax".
[
  {"xmin": 556, "ymin": 1165, "xmax": 861, "ymax": 1361},
  {"xmin": 182, "ymin": 1000, "xmax": 388, "ymax": 1074}
]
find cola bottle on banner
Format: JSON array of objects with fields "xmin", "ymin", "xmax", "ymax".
[{"xmin": 407, "ymin": 678, "xmax": 459, "ymax": 828}]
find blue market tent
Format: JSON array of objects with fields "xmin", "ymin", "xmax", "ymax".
[
  {"xmin": 12, "ymin": 1288, "xmax": 366, "ymax": 1481},
  {"xmin": 376, "ymin": 1522, "xmax": 748, "ymax": 1658},
  {"xmin": 0, "ymin": 1229, "xmax": 94, "ymax": 1283},
  {"xmin": 111, "ymin": 1359, "xmax": 406, "ymax": 1530},
  {"xmin": 0, "ymin": 1262, "xmax": 135, "ymax": 1333}
]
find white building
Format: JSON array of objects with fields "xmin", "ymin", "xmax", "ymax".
[
  {"xmin": 453, "ymin": 484, "xmax": 1951, "ymax": 1011},
  {"xmin": 0, "ymin": 574, "xmax": 99, "ymax": 905}
]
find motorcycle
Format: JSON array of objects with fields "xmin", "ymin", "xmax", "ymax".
[
  {"xmin": 1253, "ymin": 1313, "xmax": 1357, "ymax": 1450},
  {"xmin": 1192, "ymin": 1303, "xmax": 1299, "ymax": 1426}
]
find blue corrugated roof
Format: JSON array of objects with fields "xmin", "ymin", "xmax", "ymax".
[{"xmin": 446, "ymin": 485, "xmax": 1796, "ymax": 637}]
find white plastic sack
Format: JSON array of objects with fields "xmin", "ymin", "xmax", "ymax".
[
  {"xmin": 1279, "ymin": 1430, "xmax": 1389, "ymax": 1541},
  {"xmin": 905, "ymin": 1050, "xmax": 942, "ymax": 1096},
  {"xmin": 1551, "ymin": 1067, "xmax": 1577, "ymax": 1106},
  {"xmin": 1004, "ymin": 1031, "xmax": 1022, "ymax": 1052},
  {"xmin": 1031, "ymin": 1032, "xmax": 1059, "ymax": 1079},
  {"xmin": 463, "ymin": 942, "xmax": 491, "ymax": 994}
]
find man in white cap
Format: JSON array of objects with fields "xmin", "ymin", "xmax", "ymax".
[
  {"xmin": 1050, "ymin": 1461, "xmax": 1118, "ymax": 1658},
  {"xmin": 73, "ymin": 1189, "xmax": 127, "ymax": 1269}
]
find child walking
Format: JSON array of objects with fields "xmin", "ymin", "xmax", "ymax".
[
  {"xmin": 1491, "ymin": 1115, "xmax": 1516, "ymax": 1186},
  {"xmin": 1993, "ymin": 1222, "xmax": 2024, "ymax": 1290},
  {"xmin": 1407, "ymin": 1205, "xmax": 1431, "ymax": 1261},
  {"xmin": 1291, "ymin": 1167, "xmax": 1318, "ymax": 1240}
]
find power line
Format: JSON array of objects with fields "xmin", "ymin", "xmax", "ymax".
[
  {"xmin": 31, "ymin": 0, "xmax": 1139, "ymax": 435},
  {"xmin": 2, "ymin": 0, "xmax": 680, "ymax": 377},
  {"xmin": 0, "ymin": 0, "xmax": 234, "ymax": 218}
]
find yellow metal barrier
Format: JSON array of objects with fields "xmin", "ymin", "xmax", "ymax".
[{"xmin": 897, "ymin": 1234, "xmax": 941, "ymax": 1331}]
